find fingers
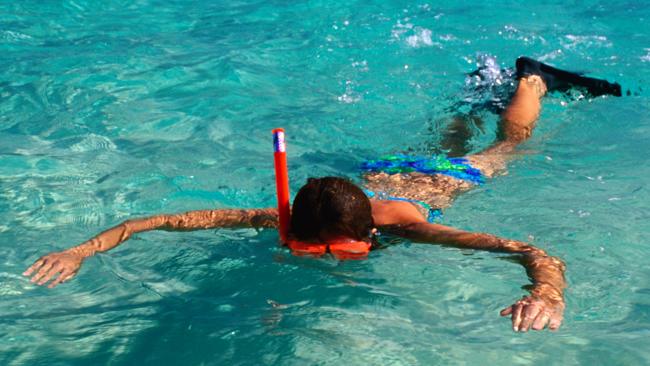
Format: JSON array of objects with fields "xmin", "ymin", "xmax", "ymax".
[
  {"xmin": 500, "ymin": 306, "xmax": 513, "ymax": 316},
  {"xmin": 47, "ymin": 270, "xmax": 76, "ymax": 289},
  {"xmin": 37, "ymin": 265, "xmax": 64, "ymax": 286},
  {"xmin": 549, "ymin": 313, "xmax": 563, "ymax": 331},
  {"xmin": 23, "ymin": 257, "xmax": 46, "ymax": 276},
  {"xmin": 532, "ymin": 312, "xmax": 551, "ymax": 331},
  {"xmin": 518, "ymin": 304, "xmax": 541, "ymax": 332},
  {"xmin": 504, "ymin": 298, "xmax": 565, "ymax": 332},
  {"xmin": 511, "ymin": 302, "xmax": 524, "ymax": 331},
  {"xmin": 24, "ymin": 253, "xmax": 83, "ymax": 289},
  {"xmin": 29, "ymin": 260, "xmax": 56, "ymax": 284}
]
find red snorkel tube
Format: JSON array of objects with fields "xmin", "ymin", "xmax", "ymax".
[
  {"xmin": 272, "ymin": 128, "xmax": 290, "ymax": 243},
  {"xmin": 272, "ymin": 129, "xmax": 371, "ymax": 260}
]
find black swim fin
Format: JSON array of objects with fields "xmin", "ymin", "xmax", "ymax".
[{"xmin": 515, "ymin": 56, "xmax": 622, "ymax": 97}]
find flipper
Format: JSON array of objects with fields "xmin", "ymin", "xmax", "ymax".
[{"xmin": 515, "ymin": 56, "xmax": 622, "ymax": 97}]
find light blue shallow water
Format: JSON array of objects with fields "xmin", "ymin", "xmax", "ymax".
[{"xmin": 2, "ymin": 1, "xmax": 650, "ymax": 365}]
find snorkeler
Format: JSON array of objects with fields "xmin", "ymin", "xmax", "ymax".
[{"xmin": 23, "ymin": 57, "xmax": 622, "ymax": 333}]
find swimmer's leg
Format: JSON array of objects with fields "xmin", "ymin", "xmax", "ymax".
[
  {"xmin": 497, "ymin": 74, "xmax": 547, "ymax": 144},
  {"xmin": 469, "ymin": 56, "xmax": 621, "ymax": 176},
  {"xmin": 440, "ymin": 114, "xmax": 484, "ymax": 157},
  {"xmin": 496, "ymin": 56, "xmax": 621, "ymax": 144},
  {"xmin": 366, "ymin": 74, "xmax": 546, "ymax": 209},
  {"xmin": 467, "ymin": 72, "xmax": 548, "ymax": 176}
]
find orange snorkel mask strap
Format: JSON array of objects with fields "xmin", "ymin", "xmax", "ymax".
[{"xmin": 272, "ymin": 128, "xmax": 291, "ymax": 243}]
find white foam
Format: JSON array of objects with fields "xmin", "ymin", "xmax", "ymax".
[
  {"xmin": 562, "ymin": 34, "xmax": 612, "ymax": 49},
  {"xmin": 337, "ymin": 80, "xmax": 362, "ymax": 104},
  {"xmin": 405, "ymin": 28, "xmax": 434, "ymax": 47},
  {"xmin": 641, "ymin": 48, "xmax": 650, "ymax": 62},
  {"xmin": 538, "ymin": 49, "xmax": 563, "ymax": 61},
  {"xmin": 337, "ymin": 93, "xmax": 361, "ymax": 104},
  {"xmin": 391, "ymin": 19, "xmax": 441, "ymax": 48},
  {"xmin": 1, "ymin": 30, "xmax": 33, "ymax": 42},
  {"xmin": 351, "ymin": 60, "xmax": 368, "ymax": 72},
  {"xmin": 390, "ymin": 20, "xmax": 413, "ymax": 40}
]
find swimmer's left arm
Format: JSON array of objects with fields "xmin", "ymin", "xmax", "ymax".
[{"xmin": 384, "ymin": 222, "xmax": 566, "ymax": 333}]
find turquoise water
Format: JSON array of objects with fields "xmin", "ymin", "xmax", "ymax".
[{"xmin": 2, "ymin": 1, "xmax": 650, "ymax": 364}]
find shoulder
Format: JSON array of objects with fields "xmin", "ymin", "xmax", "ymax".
[{"xmin": 370, "ymin": 199, "xmax": 427, "ymax": 227}]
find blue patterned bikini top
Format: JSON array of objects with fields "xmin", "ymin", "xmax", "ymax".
[{"xmin": 363, "ymin": 189, "xmax": 443, "ymax": 223}]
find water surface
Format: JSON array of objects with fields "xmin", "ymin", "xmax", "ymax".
[{"xmin": 1, "ymin": 1, "xmax": 649, "ymax": 365}]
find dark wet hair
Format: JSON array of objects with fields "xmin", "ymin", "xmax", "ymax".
[{"xmin": 289, "ymin": 177, "xmax": 373, "ymax": 242}]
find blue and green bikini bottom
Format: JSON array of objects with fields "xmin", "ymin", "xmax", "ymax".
[{"xmin": 361, "ymin": 154, "xmax": 485, "ymax": 222}]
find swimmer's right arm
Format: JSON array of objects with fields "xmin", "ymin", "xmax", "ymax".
[{"xmin": 23, "ymin": 208, "xmax": 278, "ymax": 288}]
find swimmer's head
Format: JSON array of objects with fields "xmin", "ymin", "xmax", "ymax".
[{"xmin": 289, "ymin": 177, "xmax": 373, "ymax": 242}]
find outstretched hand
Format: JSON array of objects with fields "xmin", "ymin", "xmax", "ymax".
[
  {"xmin": 23, "ymin": 251, "xmax": 84, "ymax": 288},
  {"xmin": 500, "ymin": 295, "xmax": 564, "ymax": 332}
]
